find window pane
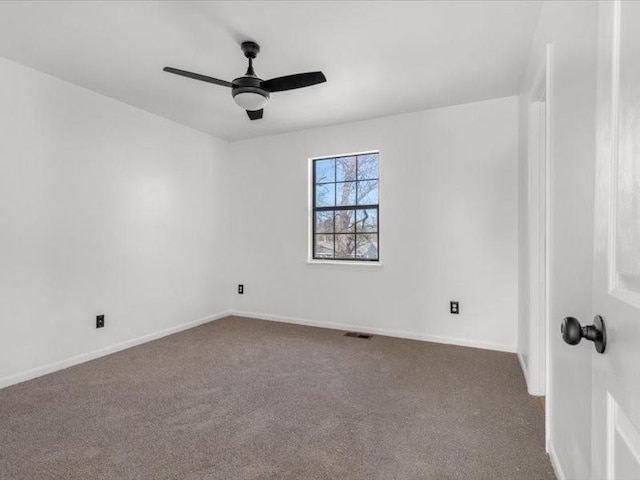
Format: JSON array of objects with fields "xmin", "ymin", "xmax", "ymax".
[
  {"xmin": 335, "ymin": 182, "xmax": 356, "ymax": 206},
  {"xmin": 357, "ymin": 154, "xmax": 379, "ymax": 180},
  {"xmin": 336, "ymin": 156, "xmax": 356, "ymax": 182},
  {"xmin": 356, "ymin": 209, "xmax": 378, "ymax": 232},
  {"xmin": 335, "ymin": 234, "xmax": 356, "ymax": 258},
  {"xmin": 314, "ymin": 234, "xmax": 334, "ymax": 258},
  {"xmin": 315, "ymin": 158, "xmax": 335, "ymax": 183},
  {"xmin": 315, "ymin": 183, "xmax": 335, "ymax": 207},
  {"xmin": 315, "ymin": 211, "xmax": 334, "ymax": 233},
  {"xmin": 356, "ymin": 234, "xmax": 378, "ymax": 259},
  {"xmin": 357, "ymin": 180, "xmax": 378, "ymax": 205},
  {"xmin": 335, "ymin": 210, "xmax": 355, "ymax": 233}
]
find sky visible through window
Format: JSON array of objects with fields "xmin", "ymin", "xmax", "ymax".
[{"xmin": 313, "ymin": 152, "xmax": 379, "ymax": 261}]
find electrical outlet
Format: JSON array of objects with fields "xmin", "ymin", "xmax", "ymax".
[
  {"xmin": 96, "ymin": 314, "xmax": 105, "ymax": 328},
  {"xmin": 450, "ymin": 301, "xmax": 459, "ymax": 314},
  {"xmin": 238, "ymin": 284, "xmax": 244, "ymax": 295}
]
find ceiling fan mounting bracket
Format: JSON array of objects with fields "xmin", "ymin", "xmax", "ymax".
[{"xmin": 241, "ymin": 41, "xmax": 260, "ymax": 59}]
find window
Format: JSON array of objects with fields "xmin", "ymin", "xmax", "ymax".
[{"xmin": 312, "ymin": 152, "xmax": 379, "ymax": 261}]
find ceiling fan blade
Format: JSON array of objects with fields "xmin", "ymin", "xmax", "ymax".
[
  {"xmin": 261, "ymin": 72, "xmax": 326, "ymax": 93},
  {"xmin": 163, "ymin": 67, "xmax": 234, "ymax": 88},
  {"xmin": 246, "ymin": 109, "xmax": 264, "ymax": 120}
]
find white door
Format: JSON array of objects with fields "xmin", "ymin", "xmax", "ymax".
[{"xmin": 591, "ymin": 1, "xmax": 640, "ymax": 478}]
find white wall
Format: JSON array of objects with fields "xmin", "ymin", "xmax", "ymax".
[
  {"xmin": 518, "ymin": 1, "xmax": 598, "ymax": 479},
  {"xmin": 227, "ymin": 96, "xmax": 519, "ymax": 352},
  {"xmin": 0, "ymin": 57, "xmax": 231, "ymax": 386}
]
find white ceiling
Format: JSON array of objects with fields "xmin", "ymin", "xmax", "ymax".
[{"xmin": 0, "ymin": 1, "xmax": 541, "ymax": 142}]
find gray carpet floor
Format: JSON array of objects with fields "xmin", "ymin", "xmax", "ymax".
[{"xmin": 0, "ymin": 316, "xmax": 555, "ymax": 479}]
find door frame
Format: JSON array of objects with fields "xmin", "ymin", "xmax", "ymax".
[{"xmin": 526, "ymin": 46, "xmax": 552, "ymax": 423}]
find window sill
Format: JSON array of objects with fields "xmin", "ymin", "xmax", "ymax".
[{"xmin": 306, "ymin": 260, "xmax": 383, "ymax": 268}]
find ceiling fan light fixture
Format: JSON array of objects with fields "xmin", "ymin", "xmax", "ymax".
[{"xmin": 233, "ymin": 90, "xmax": 269, "ymax": 111}]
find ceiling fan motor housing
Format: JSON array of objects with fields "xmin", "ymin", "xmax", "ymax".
[
  {"xmin": 231, "ymin": 76, "xmax": 269, "ymax": 98},
  {"xmin": 231, "ymin": 75, "xmax": 270, "ymax": 110}
]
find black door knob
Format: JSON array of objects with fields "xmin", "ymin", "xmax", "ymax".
[{"xmin": 561, "ymin": 315, "xmax": 606, "ymax": 354}]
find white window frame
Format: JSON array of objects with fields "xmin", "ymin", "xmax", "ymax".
[{"xmin": 306, "ymin": 150, "xmax": 383, "ymax": 267}]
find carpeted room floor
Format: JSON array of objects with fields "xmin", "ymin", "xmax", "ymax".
[{"xmin": 0, "ymin": 316, "xmax": 555, "ymax": 480}]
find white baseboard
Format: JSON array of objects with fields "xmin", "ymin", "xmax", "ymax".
[
  {"xmin": 547, "ymin": 441, "xmax": 566, "ymax": 480},
  {"xmin": 231, "ymin": 310, "xmax": 516, "ymax": 353},
  {"xmin": 517, "ymin": 352, "xmax": 545, "ymax": 397},
  {"xmin": 0, "ymin": 310, "xmax": 231, "ymax": 390},
  {"xmin": 518, "ymin": 351, "xmax": 530, "ymax": 386},
  {"xmin": 1, "ymin": 309, "xmax": 516, "ymax": 390}
]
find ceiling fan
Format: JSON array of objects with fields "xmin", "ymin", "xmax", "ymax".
[{"xmin": 163, "ymin": 41, "xmax": 326, "ymax": 120}]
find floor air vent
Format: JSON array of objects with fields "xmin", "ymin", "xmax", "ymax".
[{"xmin": 344, "ymin": 332, "xmax": 372, "ymax": 339}]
